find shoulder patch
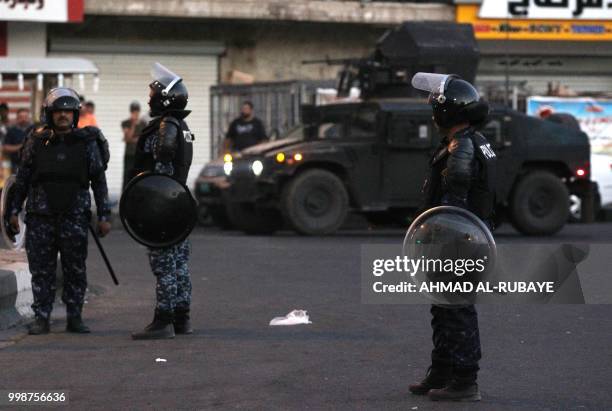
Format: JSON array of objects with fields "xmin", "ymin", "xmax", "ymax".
[
  {"xmin": 479, "ymin": 143, "xmax": 497, "ymax": 159},
  {"xmin": 183, "ymin": 130, "xmax": 195, "ymax": 143}
]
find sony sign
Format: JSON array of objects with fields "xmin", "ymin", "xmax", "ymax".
[{"xmin": 479, "ymin": 0, "xmax": 612, "ymax": 20}]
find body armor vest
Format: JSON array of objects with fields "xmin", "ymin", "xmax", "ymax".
[
  {"xmin": 32, "ymin": 132, "xmax": 88, "ymax": 214},
  {"xmin": 134, "ymin": 115, "xmax": 193, "ymax": 184},
  {"xmin": 425, "ymin": 129, "xmax": 497, "ymax": 221}
]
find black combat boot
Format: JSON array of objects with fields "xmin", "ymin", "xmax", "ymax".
[
  {"xmin": 131, "ymin": 310, "xmax": 175, "ymax": 340},
  {"xmin": 428, "ymin": 377, "xmax": 481, "ymax": 402},
  {"xmin": 28, "ymin": 317, "xmax": 50, "ymax": 335},
  {"xmin": 174, "ymin": 308, "xmax": 193, "ymax": 335},
  {"xmin": 66, "ymin": 316, "xmax": 91, "ymax": 333},
  {"xmin": 409, "ymin": 366, "xmax": 452, "ymax": 395}
]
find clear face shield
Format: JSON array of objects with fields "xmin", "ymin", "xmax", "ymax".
[
  {"xmin": 411, "ymin": 72, "xmax": 452, "ymax": 104},
  {"xmin": 150, "ymin": 62, "xmax": 183, "ymax": 96}
]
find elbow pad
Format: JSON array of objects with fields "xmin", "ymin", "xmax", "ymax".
[
  {"xmin": 446, "ymin": 137, "xmax": 475, "ymax": 197},
  {"xmin": 155, "ymin": 116, "xmax": 180, "ymax": 163}
]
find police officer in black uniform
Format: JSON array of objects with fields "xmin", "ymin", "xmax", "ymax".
[
  {"xmin": 408, "ymin": 73, "xmax": 497, "ymax": 401},
  {"xmin": 9, "ymin": 87, "xmax": 111, "ymax": 335},
  {"xmin": 131, "ymin": 63, "xmax": 194, "ymax": 340}
]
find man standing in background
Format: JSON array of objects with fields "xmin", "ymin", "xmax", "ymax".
[
  {"xmin": 121, "ymin": 101, "xmax": 147, "ymax": 190},
  {"xmin": 222, "ymin": 101, "xmax": 267, "ymax": 154},
  {"xmin": 77, "ymin": 97, "xmax": 98, "ymax": 128},
  {"xmin": 0, "ymin": 103, "xmax": 9, "ymax": 142},
  {"xmin": 3, "ymin": 108, "xmax": 33, "ymax": 173}
]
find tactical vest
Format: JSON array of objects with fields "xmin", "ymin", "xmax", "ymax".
[
  {"xmin": 134, "ymin": 116, "xmax": 194, "ymax": 184},
  {"xmin": 425, "ymin": 129, "xmax": 497, "ymax": 221},
  {"xmin": 32, "ymin": 132, "xmax": 88, "ymax": 214}
]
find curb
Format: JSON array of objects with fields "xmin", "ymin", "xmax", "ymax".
[{"xmin": 0, "ymin": 262, "xmax": 33, "ymax": 330}]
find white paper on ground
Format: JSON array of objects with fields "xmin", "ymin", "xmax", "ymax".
[
  {"xmin": 155, "ymin": 358, "xmax": 167, "ymax": 363},
  {"xmin": 269, "ymin": 310, "xmax": 312, "ymax": 326}
]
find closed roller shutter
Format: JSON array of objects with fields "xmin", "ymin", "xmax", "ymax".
[
  {"xmin": 477, "ymin": 56, "xmax": 612, "ymax": 96},
  {"xmin": 48, "ymin": 51, "xmax": 218, "ymax": 199},
  {"xmin": 477, "ymin": 73, "xmax": 612, "ymax": 96}
]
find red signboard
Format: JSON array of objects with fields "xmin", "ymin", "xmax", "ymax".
[{"xmin": 0, "ymin": 0, "xmax": 83, "ymax": 23}]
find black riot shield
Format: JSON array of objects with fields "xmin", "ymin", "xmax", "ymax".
[
  {"xmin": 402, "ymin": 206, "xmax": 496, "ymax": 305},
  {"xmin": 0, "ymin": 175, "xmax": 26, "ymax": 250},
  {"xmin": 120, "ymin": 172, "xmax": 197, "ymax": 248}
]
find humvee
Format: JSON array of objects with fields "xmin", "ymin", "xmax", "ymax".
[
  {"xmin": 221, "ymin": 100, "xmax": 592, "ymax": 235},
  {"xmin": 202, "ymin": 22, "xmax": 594, "ymax": 235}
]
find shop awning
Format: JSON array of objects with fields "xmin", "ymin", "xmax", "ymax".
[{"xmin": 0, "ymin": 57, "xmax": 98, "ymax": 75}]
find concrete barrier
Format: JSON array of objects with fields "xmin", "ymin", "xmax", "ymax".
[{"xmin": 0, "ymin": 258, "xmax": 33, "ymax": 330}]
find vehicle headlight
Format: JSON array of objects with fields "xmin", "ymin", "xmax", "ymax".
[
  {"xmin": 223, "ymin": 162, "xmax": 233, "ymax": 176},
  {"xmin": 251, "ymin": 160, "xmax": 264, "ymax": 176}
]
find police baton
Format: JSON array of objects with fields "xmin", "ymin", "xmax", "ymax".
[{"xmin": 88, "ymin": 224, "xmax": 119, "ymax": 286}]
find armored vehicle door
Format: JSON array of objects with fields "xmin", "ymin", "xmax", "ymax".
[
  {"xmin": 383, "ymin": 113, "xmax": 435, "ymax": 207},
  {"xmin": 343, "ymin": 106, "xmax": 384, "ymax": 208}
]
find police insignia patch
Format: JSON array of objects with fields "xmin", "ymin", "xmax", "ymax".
[
  {"xmin": 479, "ymin": 143, "xmax": 496, "ymax": 159},
  {"xmin": 183, "ymin": 131, "xmax": 194, "ymax": 143}
]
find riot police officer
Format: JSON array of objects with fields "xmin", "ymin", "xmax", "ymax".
[
  {"xmin": 9, "ymin": 87, "xmax": 111, "ymax": 335},
  {"xmin": 408, "ymin": 73, "xmax": 497, "ymax": 401},
  {"xmin": 131, "ymin": 63, "xmax": 194, "ymax": 340}
]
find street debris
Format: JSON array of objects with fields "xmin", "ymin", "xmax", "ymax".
[
  {"xmin": 269, "ymin": 310, "xmax": 312, "ymax": 326},
  {"xmin": 155, "ymin": 358, "xmax": 167, "ymax": 363}
]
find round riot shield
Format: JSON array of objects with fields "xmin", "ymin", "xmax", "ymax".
[
  {"xmin": 0, "ymin": 176, "xmax": 26, "ymax": 250},
  {"xmin": 402, "ymin": 206, "xmax": 496, "ymax": 305},
  {"xmin": 120, "ymin": 173, "xmax": 197, "ymax": 248}
]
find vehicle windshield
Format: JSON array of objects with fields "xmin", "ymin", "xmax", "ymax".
[
  {"xmin": 278, "ymin": 123, "xmax": 341, "ymax": 140},
  {"xmin": 318, "ymin": 123, "xmax": 342, "ymax": 139},
  {"xmin": 281, "ymin": 126, "xmax": 305, "ymax": 140},
  {"xmin": 283, "ymin": 107, "xmax": 377, "ymax": 140}
]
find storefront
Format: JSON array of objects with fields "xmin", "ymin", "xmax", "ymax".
[{"xmin": 456, "ymin": 0, "xmax": 612, "ymax": 103}]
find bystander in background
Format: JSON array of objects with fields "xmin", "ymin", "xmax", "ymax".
[{"xmin": 121, "ymin": 101, "xmax": 147, "ymax": 190}]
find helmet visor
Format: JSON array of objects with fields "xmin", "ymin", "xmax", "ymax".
[
  {"xmin": 411, "ymin": 72, "xmax": 451, "ymax": 95},
  {"xmin": 44, "ymin": 87, "xmax": 81, "ymax": 112},
  {"xmin": 150, "ymin": 62, "xmax": 182, "ymax": 89},
  {"xmin": 45, "ymin": 87, "xmax": 80, "ymax": 104}
]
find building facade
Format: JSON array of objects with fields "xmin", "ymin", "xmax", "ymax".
[
  {"xmin": 456, "ymin": 0, "xmax": 612, "ymax": 106},
  {"xmin": 1, "ymin": 0, "xmax": 453, "ymax": 198}
]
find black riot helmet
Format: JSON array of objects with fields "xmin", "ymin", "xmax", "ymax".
[
  {"xmin": 41, "ymin": 87, "xmax": 81, "ymax": 128},
  {"xmin": 411, "ymin": 73, "xmax": 489, "ymax": 129},
  {"xmin": 148, "ymin": 63, "xmax": 188, "ymax": 116}
]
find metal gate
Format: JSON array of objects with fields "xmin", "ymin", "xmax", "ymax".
[{"xmin": 210, "ymin": 80, "xmax": 334, "ymax": 157}]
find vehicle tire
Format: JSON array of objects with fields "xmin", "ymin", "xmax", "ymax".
[
  {"xmin": 281, "ymin": 169, "xmax": 349, "ymax": 235},
  {"xmin": 209, "ymin": 205, "xmax": 233, "ymax": 229},
  {"xmin": 226, "ymin": 202, "xmax": 281, "ymax": 235},
  {"xmin": 509, "ymin": 171, "xmax": 569, "ymax": 235}
]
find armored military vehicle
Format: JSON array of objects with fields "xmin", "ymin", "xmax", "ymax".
[{"xmin": 213, "ymin": 22, "xmax": 594, "ymax": 236}]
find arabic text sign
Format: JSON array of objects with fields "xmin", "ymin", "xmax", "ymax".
[
  {"xmin": 458, "ymin": 5, "xmax": 612, "ymax": 40},
  {"xmin": 0, "ymin": 0, "xmax": 83, "ymax": 23},
  {"xmin": 480, "ymin": 0, "xmax": 612, "ymax": 20}
]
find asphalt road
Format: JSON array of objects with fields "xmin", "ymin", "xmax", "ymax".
[{"xmin": 1, "ymin": 223, "xmax": 612, "ymax": 410}]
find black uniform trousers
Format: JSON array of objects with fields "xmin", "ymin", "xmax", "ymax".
[{"xmin": 26, "ymin": 213, "xmax": 89, "ymax": 320}]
